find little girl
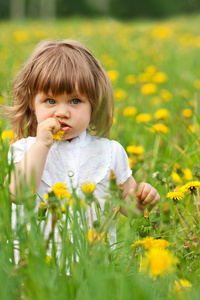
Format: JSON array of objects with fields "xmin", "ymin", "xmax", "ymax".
[{"xmin": 4, "ymin": 39, "xmax": 160, "ymax": 243}]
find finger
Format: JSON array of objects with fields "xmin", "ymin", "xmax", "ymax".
[
  {"xmin": 143, "ymin": 193, "xmax": 160, "ymax": 211},
  {"xmin": 136, "ymin": 182, "xmax": 150, "ymax": 202}
]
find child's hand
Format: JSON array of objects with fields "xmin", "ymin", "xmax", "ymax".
[
  {"xmin": 135, "ymin": 182, "xmax": 160, "ymax": 211},
  {"xmin": 36, "ymin": 118, "xmax": 61, "ymax": 148}
]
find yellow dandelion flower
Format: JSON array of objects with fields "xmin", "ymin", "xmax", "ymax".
[
  {"xmin": 14, "ymin": 30, "xmax": 29, "ymax": 44},
  {"xmin": 180, "ymin": 181, "xmax": 200, "ymax": 194},
  {"xmin": 38, "ymin": 202, "xmax": 48, "ymax": 210},
  {"xmin": 52, "ymin": 130, "xmax": 65, "ymax": 141},
  {"xmin": 125, "ymin": 74, "xmax": 137, "ymax": 85},
  {"xmin": 1, "ymin": 130, "xmax": 16, "ymax": 142},
  {"xmin": 110, "ymin": 170, "xmax": 117, "ymax": 180},
  {"xmin": 114, "ymin": 88, "xmax": 127, "ymax": 100},
  {"xmin": 183, "ymin": 168, "xmax": 193, "ymax": 181},
  {"xmin": 44, "ymin": 183, "xmax": 71, "ymax": 200},
  {"xmin": 141, "ymin": 247, "xmax": 177, "ymax": 278},
  {"xmin": 173, "ymin": 279, "xmax": 192, "ymax": 295},
  {"xmin": 61, "ymin": 206, "xmax": 66, "ymax": 214},
  {"xmin": 145, "ymin": 65, "xmax": 157, "ymax": 74},
  {"xmin": 172, "ymin": 172, "xmax": 182, "ymax": 183},
  {"xmin": 160, "ymin": 89, "xmax": 172, "ymax": 101},
  {"xmin": 0, "ymin": 96, "xmax": 4, "ymax": 103},
  {"xmin": 153, "ymin": 239, "xmax": 170, "ymax": 249},
  {"xmin": 88, "ymin": 228, "xmax": 109, "ymax": 243},
  {"xmin": 126, "ymin": 145, "xmax": 144, "ymax": 155},
  {"xmin": 151, "ymin": 26, "xmax": 173, "ymax": 39},
  {"xmin": 151, "ymin": 123, "xmax": 169, "ymax": 134},
  {"xmin": 107, "ymin": 70, "xmax": 118, "ymax": 83},
  {"xmin": 141, "ymin": 237, "xmax": 170, "ymax": 249},
  {"xmin": 136, "ymin": 113, "xmax": 152, "ymax": 123},
  {"xmin": 45, "ymin": 255, "xmax": 52, "ymax": 264},
  {"xmin": 154, "ymin": 108, "xmax": 169, "ymax": 120},
  {"xmin": 141, "ymin": 83, "xmax": 157, "ymax": 95},
  {"xmin": 130, "ymin": 240, "xmax": 142, "ymax": 248},
  {"xmin": 141, "ymin": 237, "xmax": 155, "ymax": 249},
  {"xmin": 128, "ymin": 157, "xmax": 137, "ymax": 169},
  {"xmin": 166, "ymin": 191, "xmax": 185, "ymax": 201},
  {"xmin": 81, "ymin": 182, "xmax": 96, "ymax": 194},
  {"xmin": 182, "ymin": 108, "xmax": 193, "ymax": 118},
  {"xmin": 193, "ymin": 79, "xmax": 200, "ymax": 89},
  {"xmin": 189, "ymin": 100, "xmax": 195, "ymax": 108},
  {"xmin": 123, "ymin": 106, "xmax": 137, "ymax": 117},
  {"xmin": 152, "ymin": 72, "xmax": 168, "ymax": 84}
]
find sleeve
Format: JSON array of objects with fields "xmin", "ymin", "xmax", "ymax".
[
  {"xmin": 110, "ymin": 140, "xmax": 132, "ymax": 185},
  {"xmin": 8, "ymin": 137, "xmax": 36, "ymax": 164}
]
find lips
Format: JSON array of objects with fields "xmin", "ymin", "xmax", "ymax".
[{"xmin": 60, "ymin": 123, "xmax": 71, "ymax": 132}]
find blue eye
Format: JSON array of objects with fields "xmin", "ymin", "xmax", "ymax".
[
  {"xmin": 46, "ymin": 99, "xmax": 55, "ymax": 105},
  {"xmin": 71, "ymin": 99, "xmax": 80, "ymax": 105}
]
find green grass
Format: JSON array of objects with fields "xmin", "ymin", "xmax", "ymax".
[{"xmin": 0, "ymin": 15, "xmax": 200, "ymax": 299}]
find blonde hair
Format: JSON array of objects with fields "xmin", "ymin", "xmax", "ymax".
[{"xmin": 3, "ymin": 39, "xmax": 114, "ymax": 140}]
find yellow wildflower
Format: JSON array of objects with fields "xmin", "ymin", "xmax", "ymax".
[
  {"xmin": 173, "ymin": 279, "xmax": 192, "ymax": 295},
  {"xmin": 52, "ymin": 130, "xmax": 65, "ymax": 141},
  {"xmin": 44, "ymin": 183, "xmax": 71, "ymax": 200},
  {"xmin": 107, "ymin": 70, "xmax": 118, "ymax": 83},
  {"xmin": 151, "ymin": 26, "xmax": 173, "ymax": 39},
  {"xmin": 193, "ymin": 79, "xmax": 200, "ymax": 89},
  {"xmin": 136, "ymin": 113, "xmax": 152, "ymax": 123},
  {"xmin": 1, "ymin": 130, "xmax": 16, "ymax": 142},
  {"xmin": 142, "ymin": 237, "xmax": 170, "ymax": 249},
  {"xmin": 154, "ymin": 108, "xmax": 169, "ymax": 120},
  {"xmin": 141, "ymin": 83, "xmax": 157, "ymax": 95},
  {"xmin": 141, "ymin": 247, "xmax": 177, "ymax": 278},
  {"xmin": 166, "ymin": 191, "xmax": 185, "ymax": 201},
  {"xmin": 183, "ymin": 168, "xmax": 193, "ymax": 181},
  {"xmin": 88, "ymin": 228, "xmax": 109, "ymax": 243},
  {"xmin": 128, "ymin": 157, "xmax": 137, "ymax": 169},
  {"xmin": 61, "ymin": 206, "xmax": 66, "ymax": 214},
  {"xmin": 182, "ymin": 108, "xmax": 193, "ymax": 118},
  {"xmin": 123, "ymin": 106, "xmax": 137, "ymax": 117},
  {"xmin": 0, "ymin": 96, "xmax": 4, "ymax": 103},
  {"xmin": 152, "ymin": 72, "xmax": 168, "ymax": 84},
  {"xmin": 126, "ymin": 145, "xmax": 144, "ymax": 155},
  {"xmin": 125, "ymin": 74, "xmax": 136, "ymax": 85},
  {"xmin": 160, "ymin": 89, "xmax": 172, "ymax": 101},
  {"xmin": 145, "ymin": 65, "xmax": 157, "ymax": 74},
  {"xmin": 130, "ymin": 240, "xmax": 142, "ymax": 248},
  {"xmin": 14, "ymin": 30, "xmax": 29, "ymax": 44},
  {"xmin": 189, "ymin": 100, "xmax": 195, "ymax": 108},
  {"xmin": 151, "ymin": 123, "xmax": 169, "ymax": 134},
  {"xmin": 114, "ymin": 88, "xmax": 127, "ymax": 100},
  {"xmin": 81, "ymin": 182, "xmax": 96, "ymax": 194},
  {"xmin": 180, "ymin": 181, "xmax": 200, "ymax": 194},
  {"xmin": 172, "ymin": 172, "xmax": 182, "ymax": 183}
]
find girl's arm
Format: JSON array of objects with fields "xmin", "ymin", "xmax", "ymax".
[
  {"xmin": 120, "ymin": 175, "xmax": 160, "ymax": 217},
  {"xmin": 9, "ymin": 118, "xmax": 60, "ymax": 201}
]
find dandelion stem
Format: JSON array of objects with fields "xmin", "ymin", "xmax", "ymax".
[
  {"xmin": 175, "ymin": 206, "xmax": 190, "ymax": 240},
  {"xmin": 126, "ymin": 247, "xmax": 137, "ymax": 270},
  {"xmin": 193, "ymin": 194, "xmax": 200, "ymax": 217},
  {"xmin": 90, "ymin": 206, "xmax": 119, "ymax": 247}
]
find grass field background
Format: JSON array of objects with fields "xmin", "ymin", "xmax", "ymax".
[{"xmin": 0, "ymin": 14, "xmax": 200, "ymax": 299}]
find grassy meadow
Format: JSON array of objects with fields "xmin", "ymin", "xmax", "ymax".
[{"xmin": 0, "ymin": 14, "xmax": 200, "ymax": 299}]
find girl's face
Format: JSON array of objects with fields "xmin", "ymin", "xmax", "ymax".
[{"xmin": 34, "ymin": 91, "xmax": 92, "ymax": 141}]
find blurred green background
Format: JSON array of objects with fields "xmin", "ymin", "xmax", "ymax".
[{"xmin": 1, "ymin": 0, "xmax": 200, "ymax": 20}]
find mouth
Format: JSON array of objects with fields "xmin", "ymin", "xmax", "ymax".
[{"xmin": 60, "ymin": 123, "xmax": 71, "ymax": 132}]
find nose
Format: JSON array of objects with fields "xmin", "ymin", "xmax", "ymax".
[{"xmin": 55, "ymin": 103, "xmax": 70, "ymax": 118}]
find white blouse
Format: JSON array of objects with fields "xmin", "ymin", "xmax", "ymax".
[{"xmin": 9, "ymin": 130, "xmax": 132, "ymax": 210}]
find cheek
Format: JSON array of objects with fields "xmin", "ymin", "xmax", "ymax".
[{"xmin": 35, "ymin": 109, "xmax": 52, "ymax": 123}]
